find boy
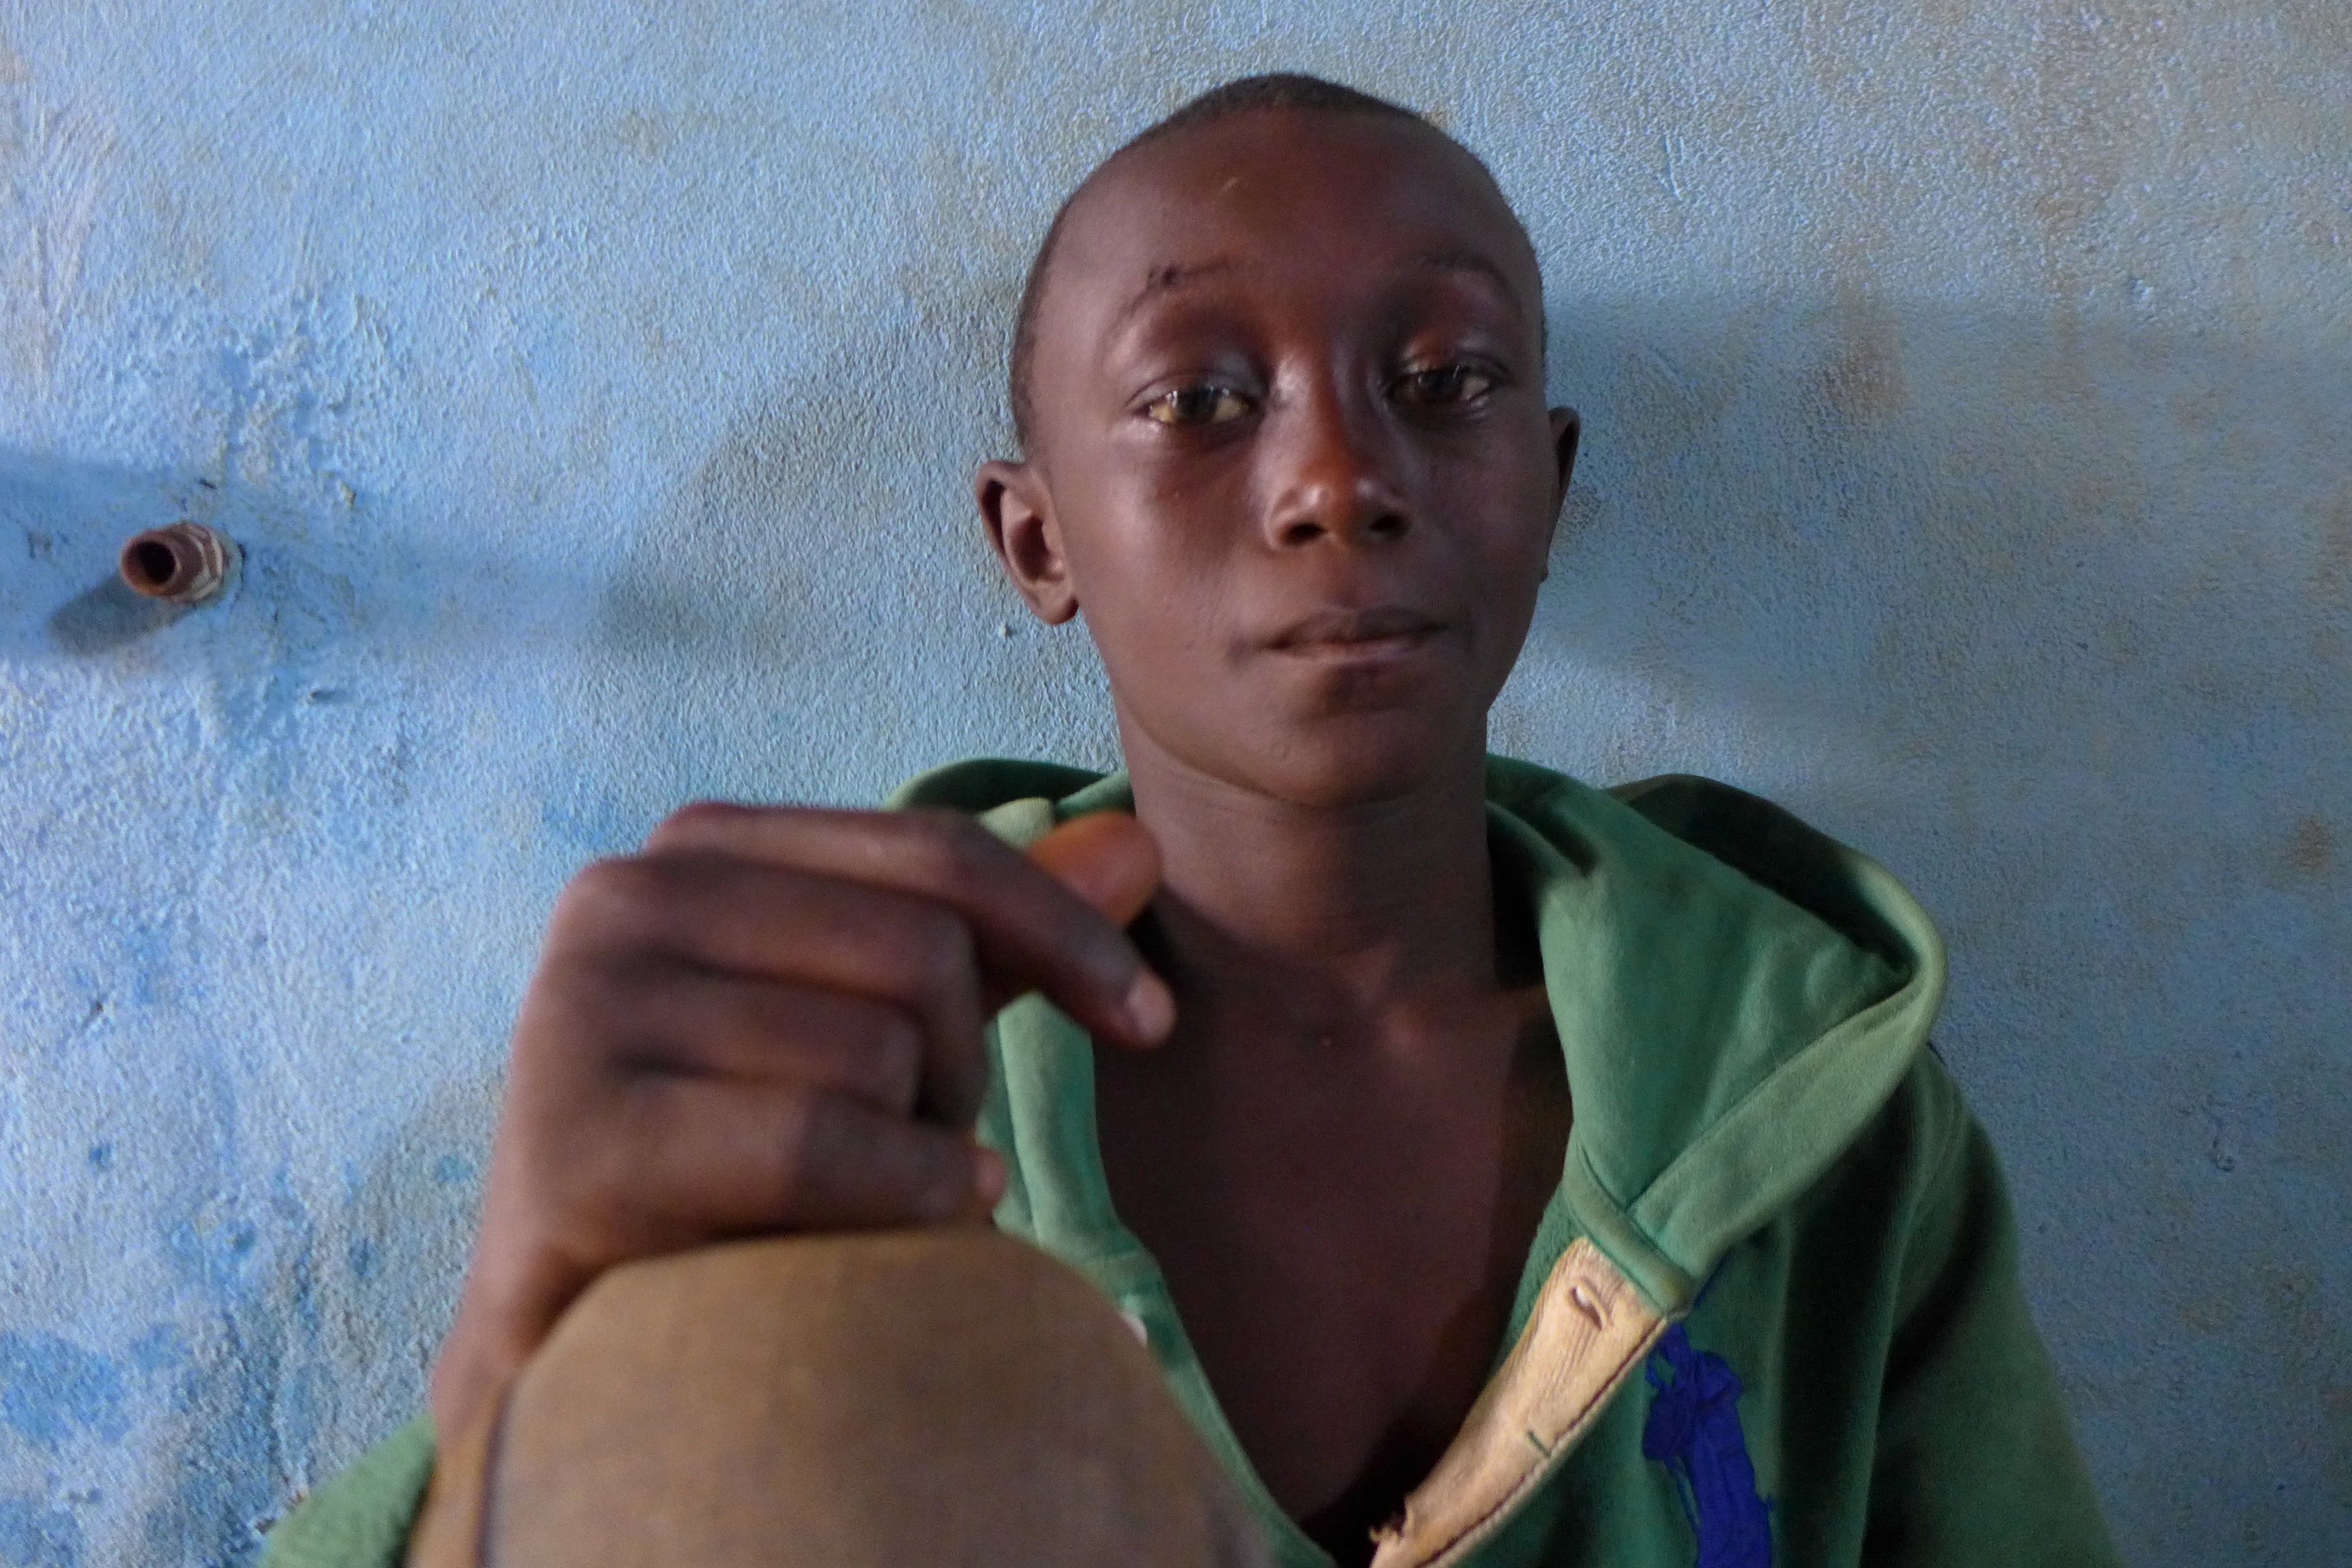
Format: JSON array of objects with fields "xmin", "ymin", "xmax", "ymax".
[{"xmin": 267, "ymin": 74, "xmax": 2117, "ymax": 1567}]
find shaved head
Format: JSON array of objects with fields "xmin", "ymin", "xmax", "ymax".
[{"xmin": 1008, "ymin": 74, "xmax": 1536, "ymax": 452}]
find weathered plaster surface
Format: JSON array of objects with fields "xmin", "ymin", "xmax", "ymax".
[{"xmin": 1, "ymin": 0, "xmax": 2344, "ymax": 1561}]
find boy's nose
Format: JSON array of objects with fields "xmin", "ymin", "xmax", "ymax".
[{"xmin": 1259, "ymin": 383, "xmax": 1410, "ymax": 550}]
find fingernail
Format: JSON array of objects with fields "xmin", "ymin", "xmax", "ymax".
[
  {"xmin": 1123, "ymin": 969, "xmax": 1176, "ymax": 1043},
  {"xmin": 973, "ymin": 1146, "xmax": 1008, "ymax": 1207}
]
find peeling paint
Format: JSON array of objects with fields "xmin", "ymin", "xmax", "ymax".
[
  {"xmin": 0, "ymin": 1336, "xmax": 129, "ymax": 1450},
  {"xmin": 0, "ymin": 1494, "xmax": 85, "ymax": 1568}
]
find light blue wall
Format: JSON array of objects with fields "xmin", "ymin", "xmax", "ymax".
[{"xmin": 2, "ymin": 1, "xmax": 2345, "ymax": 1561}]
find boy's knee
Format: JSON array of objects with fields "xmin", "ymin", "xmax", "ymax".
[{"xmin": 413, "ymin": 1230, "xmax": 1268, "ymax": 1567}]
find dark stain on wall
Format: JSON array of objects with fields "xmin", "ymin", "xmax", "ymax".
[
  {"xmin": 2284, "ymin": 815, "xmax": 2335, "ymax": 880},
  {"xmin": 2316, "ymin": 487, "xmax": 2351, "ymax": 610},
  {"xmin": 1817, "ymin": 285, "xmax": 1908, "ymax": 423}
]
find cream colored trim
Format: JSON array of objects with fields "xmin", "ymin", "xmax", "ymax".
[{"xmin": 1367, "ymin": 1237, "xmax": 1667, "ymax": 1568}]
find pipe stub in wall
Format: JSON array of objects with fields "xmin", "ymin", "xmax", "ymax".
[{"xmin": 119, "ymin": 522, "xmax": 236, "ymax": 605}]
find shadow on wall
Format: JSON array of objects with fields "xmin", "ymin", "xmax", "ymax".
[
  {"xmin": 1507, "ymin": 293, "xmax": 2352, "ymax": 1565},
  {"xmin": 579, "ymin": 289, "xmax": 1129, "ymax": 799},
  {"xmin": 1520, "ymin": 293, "xmax": 2348, "ymax": 789},
  {"xmin": 3, "ymin": 290, "xmax": 2347, "ymax": 1563},
  {"xmin": 46, "ymin": 577, "xmax": 190, "ymax": 654},
  {"xmin": 10, "ymin": 290, "xmax": 2341, "ymax": 753}
]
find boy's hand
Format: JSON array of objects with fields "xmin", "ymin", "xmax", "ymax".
[{"xmin": 428, "ymin": 806, "xmax": 1169, "ymax": 1442}]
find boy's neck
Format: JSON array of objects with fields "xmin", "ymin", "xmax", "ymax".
[{"xmin": 1122, "ymin": 738, "xmax": 1510, "ymax": 1036}]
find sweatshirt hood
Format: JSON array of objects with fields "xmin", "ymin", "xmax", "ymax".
[
  {"xmin": 888, "ymin": 755, "xmax": 1947, "ymax": 1318},
  {"xmin": 1485, "ymin": 759, "xmax": 1945, "ymax": 1316}
]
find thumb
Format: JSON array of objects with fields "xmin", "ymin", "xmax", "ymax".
[{"xmin": 1025, "ymin": 811, "xmax": 1163, "ymax": 927}]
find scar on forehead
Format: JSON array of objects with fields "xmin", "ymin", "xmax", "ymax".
[
  {"xmin": 1109, "ymin": 258, "xmax": 1236, "ymax": 328},
  {"xmin": 1145, "ymin": 257, "xmax": 1233, "ymax": 292}
]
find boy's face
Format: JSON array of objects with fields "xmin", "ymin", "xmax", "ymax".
[{"xmin": 981, "ymin": 111, "xmax": 1577, "ymax": 809}]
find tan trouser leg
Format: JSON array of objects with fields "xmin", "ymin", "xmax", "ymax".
[{"xmin": 409, "ymin": 1229, "xmax": 1270, "ymax": 1568}]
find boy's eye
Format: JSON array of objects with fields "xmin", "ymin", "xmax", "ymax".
[
  {"xmin": 1144, "ymin": 384, "xmax": 1253, "ymax": 426},
  {"xmin": 1393, "ymin": 364, "xmax": 1498, "ymax": 406}
]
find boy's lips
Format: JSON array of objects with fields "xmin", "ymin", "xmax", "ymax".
[{"xmin": 1265, "ymin": 605, "xmax": 1449, "ymax": 659}]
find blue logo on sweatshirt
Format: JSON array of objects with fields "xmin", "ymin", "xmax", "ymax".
[{"xmin": 1642, "ymin": 1324, "xmax": 1773, "ymax": 1567}]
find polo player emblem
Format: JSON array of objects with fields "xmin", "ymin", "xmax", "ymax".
[{"xmin": 1642, "ymin": 1324, "xmax": 1773, "ymax": 1567}]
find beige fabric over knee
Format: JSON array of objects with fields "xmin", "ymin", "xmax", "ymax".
[{"xmin": 409, "ymin": 1229, "xmax": 1271, "ymax": 1568}]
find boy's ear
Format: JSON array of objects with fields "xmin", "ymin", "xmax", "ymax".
[
  {"xmin": 976, "ymin": 460, "xmax": 1081, "ymax": 626},
  {"xmin": 1541, "ymin": 407, "xmax": 1582, "ymax": 578},
  {"xmin": 1548, "ymin": 407, "xmax": 1582, "ymax": 506}
]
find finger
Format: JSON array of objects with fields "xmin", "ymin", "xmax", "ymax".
[
  {"xmin": 578, "ymin": 960, "xmax": 925, "ymax": 1116},
  {"xmin": 643, "ymin": 804, "xmax": 1173, "ymax": 1051},
  {"xmin": 577, "ymin": 1077, "xmax": 1004, "ymax": 1250},
  {"xmin": 970, "ymin": 811, "xmax": 1163, "ymax": 1019},
  {"xmin": 1025, "ymin": 812, "xmax": 1163, "ymax": 928},
  {"xmin": 552, "ymin": 860, "xmax": 989, "ymax": 1124}
]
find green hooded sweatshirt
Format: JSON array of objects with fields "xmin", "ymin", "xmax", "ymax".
[{"xmin": 263, "ymin": 757, "xmax": 2117, "ymax": 1568}]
